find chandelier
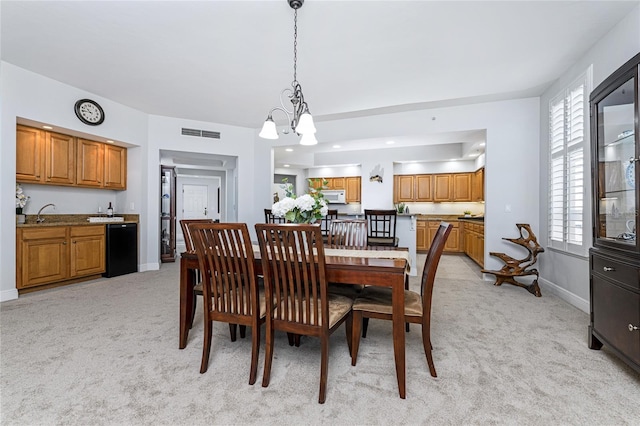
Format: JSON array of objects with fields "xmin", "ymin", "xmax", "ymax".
[{"xmin": 259, "ymin": 0, "xmax": 317, "ymax": 145}]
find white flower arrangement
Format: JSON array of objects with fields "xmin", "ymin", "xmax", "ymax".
[
  {"xmin": 272, "ymin": 179, "xmax": 328, "ymax": 223},
  {"xmin": 16, "ymin": 183, "xmax": 30, "ymax": 212}
]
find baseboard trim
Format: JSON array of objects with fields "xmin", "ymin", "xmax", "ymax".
[
  {"xmin": 0, "ymin": 288, "xmax": 19, "ymax": 302},
  {"xmin": 539, "ymin": 277, "xmax": 589, "ymax": 313},
  {"xmin": 139, "ymin": 263, "xmax": 160, "ymax": 272}
]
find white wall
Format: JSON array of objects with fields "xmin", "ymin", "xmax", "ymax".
[{"xmin": 538, "ymin": 5, "xmax": 640, "ymax": 312}]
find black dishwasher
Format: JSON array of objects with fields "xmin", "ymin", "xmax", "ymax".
[{"xmin": 104, "ymin": 223, "xmax": 138, "ymax": 277}]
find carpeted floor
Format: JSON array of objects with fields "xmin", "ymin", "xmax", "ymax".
[{"xmin": 1, "ymin": 254, "xmax": 639, "ymax": 425}]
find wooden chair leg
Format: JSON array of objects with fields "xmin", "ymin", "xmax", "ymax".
[
  {"xmin": 405, "ymin": 275, "xmax": 410, "ymax": 333},
  {"xmin": 294, "ymin": 334, "xmax": 301, "ymax": 347},
  {"xmin": 345, "ymin": 312, "xmax": 353, "ymax": 355},
  {"xmin": 239, "ymin": 325, "xmax": 247, "ymax": 339},
  {"xmin": 362, "ymin": 317, "xmax": 369, "ymax": 338},
  {"xmin": 421, "ymin": 321, "xmax": 437, "ymax": 377},
  {"xmin": 229, "ymin": 324, "xmax": 237, "ymax": 342},
  {"xmin": 351, "ymin": 311, "xmax": 362, "ymax": 366},
  {"xmin": 200, "ymin": 316, "xmax": 212, "ymax": 373},
  {"xmin": 190, "ymin": 292, "xmax": 197, "ymax": 329},
  {"xmin": 262, "ymin": 325, "xmax": 275, "ymax": 387},
  {"xmin": 319, "ymin": 336, "xmax": 329, "ymax": 404},
  {"xmin": 287, "ymin": 332, "xmax": 295, "ymax": 346},
  {"xmin": 249, "ymin": 324, "xmax": 260, "ymax": 385}
]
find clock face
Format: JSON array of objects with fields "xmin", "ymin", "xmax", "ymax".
[{"xmin": 74, "ymin": 99, "xmax": 104, "ymax": 125}]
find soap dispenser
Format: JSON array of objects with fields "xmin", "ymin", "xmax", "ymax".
[{"xmin": 107, "ymin": 202, "xmax": 113, "ymax": 217}]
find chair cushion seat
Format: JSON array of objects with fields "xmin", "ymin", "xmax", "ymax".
[
  {"xmin": 194, "ymin": 282, "xmax": 203, "ymax": 295},
  {"xmin": 352, "ymin": 286, "xmax": 422, "ymax": 317},
  {"xmin": 367, "ymin": 237, "xmax": 399, "ymax": 247},
  {"xmin": 274, "ymin": 293, "xmax": 353, "ymax": 328}
]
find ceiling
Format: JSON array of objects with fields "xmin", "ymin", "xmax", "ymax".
[{"xmin": 2, "ymin": 1, "xmax": 638, "ymax": 168}]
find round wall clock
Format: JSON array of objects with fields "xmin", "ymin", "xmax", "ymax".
[{"xmin": 74, "ymin": 99, "xmax": 105, "ymax": 125}]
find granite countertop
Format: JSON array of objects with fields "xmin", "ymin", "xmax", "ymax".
[
  {"xmin": 458, "ymin": 216, "xmax": 484, "ymax": 221},
  {"xmin": 17, "ymin": 214, "xmax": 139, "ymax": 228}
]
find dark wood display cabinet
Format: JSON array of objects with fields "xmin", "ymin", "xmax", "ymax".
[
  {"xmin": 589, "ymin": 52, "xmax": 640, "ymax": 374},
  {"xmin": 160, "ymin": 165, "xmax": 176, "ymax": 262}
]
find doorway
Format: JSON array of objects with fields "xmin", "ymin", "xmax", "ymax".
[{"xmin": 176, "ymin": 176, "xmax": 221, "ymax": 251}]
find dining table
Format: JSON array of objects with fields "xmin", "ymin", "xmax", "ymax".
[{"xmin": 179, "ymin": 245, "xmax": 410, "ymax": 399}]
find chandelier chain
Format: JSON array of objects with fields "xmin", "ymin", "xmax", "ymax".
[{"xmin": 293, "ymin": 9, "xmax": 298, "ymax": 84}]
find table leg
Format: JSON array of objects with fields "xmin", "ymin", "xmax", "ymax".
[
  {"xmin": 179, "ymin": 256, "xmax": 195, "ymax": 349},
  {"xmin": 392, "ymin": 273, "xmax": 406, "ymax": 399}
]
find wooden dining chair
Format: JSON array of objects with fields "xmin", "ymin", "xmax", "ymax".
[
  {"xmin": 264, "ymin": 208, "xmax": 286, "ymax": 224},
  {"xmin": 364, "ymin": 209, "xmax": 399, "ymax": 247},
  {"xmin": 180, "ymin": 219, "xmax": 214, "ymax": 328},
  {"xmin": 319, "ymin": 209, "xmax": 338, "ymax": 244},
  {"xmin": 255, "ymin": 223, "xmax": 353, "ymax": 404},
  {"xmin": 327, "ymin": 219, "xmax": 368, "ymax": 248},
  {"xmin": 191, "ymin": 222, "xmax": 267, "ymax": 384},
  {"xmin": 351, "ymin": 222, "xmax": 452, "ymax": 379}
]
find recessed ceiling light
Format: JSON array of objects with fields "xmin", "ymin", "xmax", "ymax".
[
  {"xmin": 333, "ymin": 145, "xmax": 341, "ymax": 149},
  {"xmin": 42, "ymin": 125, "xmax": 53, "ymax": 130},
  {"xmin": 106, "ymin": 140, "xmax": 114, "ymax": 144},
  {"xmin": 283, "ymin": 164, "xmax": 290, "ymax": 167},
  {"xmin": 449, "ymin": 159, "xmax": 457, "ymax": 162},
  {"xmin": 469, "ymin": 153, "xmax": 479, "ymax": 157},
  {"xmin": 285, "ymin": 148, "xmax": 293, "ymax": 152},
  {"xmin": 479, "ymin": 142, "xmax": 486, "ymax": 147},
  {"xmin": 386, "ymin": 141, "xmax": 395, "ymax": 145}
]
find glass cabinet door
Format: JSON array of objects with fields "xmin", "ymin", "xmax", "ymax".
[
  {"xmin": 593, "ymin": 73, "xmax": 639, "ymax": 252},
  {"xmin": 160, "ymin": 166, "xmax": 176, "ymax": 262}
]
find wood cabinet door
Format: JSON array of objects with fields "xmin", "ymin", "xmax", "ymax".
[
  {"xmin": 16, "ymin": 125, "xmax": 43, "ymax": 183},
  {"xmin": 345, "ymin": 177, "xmax": 361, "ymax": 203},
  {"xmin": 77, "ymin": 139, "xmax": 104, "ymax": 187},
  {"xmin": 310, "ymin": 178, "xmax": 324, "ymax": 190},
  {"xmin": 433, "ymin": 174, "xmax": 451, "ymax": 202},
  {"xmin": 394, "ymin": 175, "xmax": 415, "ymax": 202},
  {"xmin": 452, "ymin": 173, "xmax": 472, "ymax": 202},
  {"xmin": 18, "ymin": 227, "xmax": 68, "ymax": 288},
  {"xmin": 416, "ymin": 221, "xmax": 428, "ymax": 251},
  {"xmin": 70, "ymin": 226, "xmax": 105, "ymax": 277},
  {"xmin": 104, "ymin": 145, "xmax": 127, "ymax": 190},
  {"xmin": 331, "ymin": 177, "xmax": 345, "ymax": 189},
  {"xmin": 445, "ymin": 226, "xmax": 460, "ymax": 252},
  {"xmin": 415, "ymin": 175, "xmax": 433, "ymax": 201},
  {"xmin": 472, "ymin": 168, "xmax": 485, "ymax": 201},
  {"xmin": 45, "ymin": 132, "xmax": 75, "ymax": 185}
]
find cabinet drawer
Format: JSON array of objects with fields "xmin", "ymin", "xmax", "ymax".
[
  {"xmin": 592, "ymin": 253, "xmax": 640, "ymax": 290},
  {"xmin": 20, "ymin": 227, "xmax": 67, "ymax": 240},
  {"xmin": 70, "ymin": 225, "xmax": 105, "ymax": 237}
]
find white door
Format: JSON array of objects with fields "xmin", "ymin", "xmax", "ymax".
[{"xmin": 182, "ymin": 184, "xmax": 209, "ymax": 219}]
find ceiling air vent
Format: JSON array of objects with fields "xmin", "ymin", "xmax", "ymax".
[{"xmin": 181, "ymin": 128, "xmax": 221, "ymax": 139}]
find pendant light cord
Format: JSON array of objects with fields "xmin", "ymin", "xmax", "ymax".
[{"xmin": 293, "ymin": 9, "xmax": 298, "ymax": 86}]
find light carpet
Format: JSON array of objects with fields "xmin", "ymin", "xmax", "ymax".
[{"xmin": 1, "ymin": 255, "xmax": 639, "ymax": 425}]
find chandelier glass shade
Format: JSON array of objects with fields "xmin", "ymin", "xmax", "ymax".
[{"xmin": 259, "ymin": 0, "xmax": 317, "ymax": 145}]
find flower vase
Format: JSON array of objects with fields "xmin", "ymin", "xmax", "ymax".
[{"xmin": 16, "ymin": 208, "xmax": 25, "ymax": 224}]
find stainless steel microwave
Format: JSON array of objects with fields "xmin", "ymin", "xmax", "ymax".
[{"xmin": 322, "ymin": 190, "xmax": 346, "ymax": 204}]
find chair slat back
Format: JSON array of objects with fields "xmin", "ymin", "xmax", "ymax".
[
  {"xmin": 319, "ymin": 210, "xmax": 338, "ymax": 238},
  {"xmin": 191, "ymin": 223, "xmax": 259, "ymax": 318},
  {"xmin": 180, "ymin": 219, "xmax": 214, "ymax": 252},
  {"xmin": 328, "ymin": 219, "xmax": 368, "ymax": 248},
  {"xmin": 364, "ymin": 209, "xmax": 397, "ymax": 240},
  {"xmin": 255, "ymin": 223, "xmax": 328, "ymax": 329},
  {"xmin": 265, "ymin": 209, "xmax": 286, "ymax": 224},
  {"xmin": 420, "ymin": 222, "xmax": 453, "ymax": 315}
]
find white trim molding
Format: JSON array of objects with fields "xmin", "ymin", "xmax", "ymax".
[{"xmin": 539, "ymin": 277, "xmax": 589, "ymax": 313}]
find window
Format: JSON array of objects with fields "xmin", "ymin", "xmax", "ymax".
[{"xmin": 548, "ymin": 69, "xmax": 591, "ymax": 255}]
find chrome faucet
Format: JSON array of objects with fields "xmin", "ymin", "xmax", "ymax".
[{"xmin": 36, "ymin": 203, "xmax": 56, "ymax": 223}]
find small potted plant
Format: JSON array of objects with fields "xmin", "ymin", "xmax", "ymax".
[
  {"xmin": 463, "ymin": 210, "xmax": 472, "ymax": 217},
  {"xmin": 395, "ymin": 202, "xmax": 406, "ymax": 213},
  {"xmin": 16, "ymin": 183, "xmax": 30, "ymax": 224}
]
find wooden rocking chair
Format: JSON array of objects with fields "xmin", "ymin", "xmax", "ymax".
[{"xmin": 481, "ymin": 223, "xmax": 545, "ymax": 297}]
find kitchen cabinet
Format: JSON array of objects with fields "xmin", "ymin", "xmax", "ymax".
[
  {"xmin": 17, "ymin": 225, "xmax": 105, "ymax": 290},
  {"xmin": 345, "ymin": 177, "xmax": 361, "ymax": 203},
  {"xmin": 462, "ymin": 220, "xmax": 484, "ymax": 267},
  {"xmin": 588, "ymin": 52, "xmax": 640, "ymax": 374},
  {"xmin": 472, "ymin": 168, "xmax": 485, "ymax": 201},
  {"xmin": 394, "ymin": 175, "xmax": 415, "ymax": 202},
  {"xmin": 104, "ymin": 145, "xmax": 127, "ymax": 190},
  {"xmin": 16, "ymin": 125, "xmax": 75, "ymax": 186},
  {"xmin": 16, "ymin": 125, "xmax": 126, "ymax": 190},
  {"xmin": 420, "ymin": 220, "xmax": 462, "ymax": 253},
  {"xmin": 161, "ymin": 166, "xmax": 177, "ymax": 262},
  {"xmin": 415, "ymin": 175, "xmax": 433, "ymax": 201},
  {"xmin": 327, "ymin": 177, "xmax": 345, "ymax": 190},
  {"xmin": 452, "ymin": 173, "xmax": 472, "ymax": 202},
  {"xmin": 433, "ymin": 174, "xmax": 452, "ymax": 202}
]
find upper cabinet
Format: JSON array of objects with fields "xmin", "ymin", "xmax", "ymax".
[
  {"xmin": 591, "ymin": 56, "xmax": 639, "ymax": 255},
  {"xmin": 472, "ymin": 167, "xmax": 485, "ymax": 202},
  {"xmin": 16, "ymin": 125, "xmax": 127, "ymax": 190},
  {"xmin": 312, "ymin": 176, "xmax": 361, "ymax": 203},
  {"xmin": 395, "ymin": 172, "xmax": 475, "ymax": 203}
]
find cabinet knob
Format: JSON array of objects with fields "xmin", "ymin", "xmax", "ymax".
[
  {"xmin": 62, "ymin": 241, "xmax": 67, "ymax": 245},
  {"xmin": 629, "ymin": 157, "xmax": 640, "ymax": 163},
  {"xmin": 602, "ymin": 266, "xmax": 615, "ymax": 272},
  {"xmin": 629, "ymin": 324, "xmax": 639, "ymax": 332}
]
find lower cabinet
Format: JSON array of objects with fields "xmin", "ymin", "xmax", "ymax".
[
  {"xmin": 417, "ymin": 220, "xmax": 462, "ymax": 253},
  {"xmin": 462, "ymin": 221, "xmax": 484, "ymax": 267},
  {"xmin": 589, "ymin": 249, "xmax": 640, "ymax": 373},
  {"xmin": 17, "ymin": 225, "xmax": 105, "ymax": 290}
]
